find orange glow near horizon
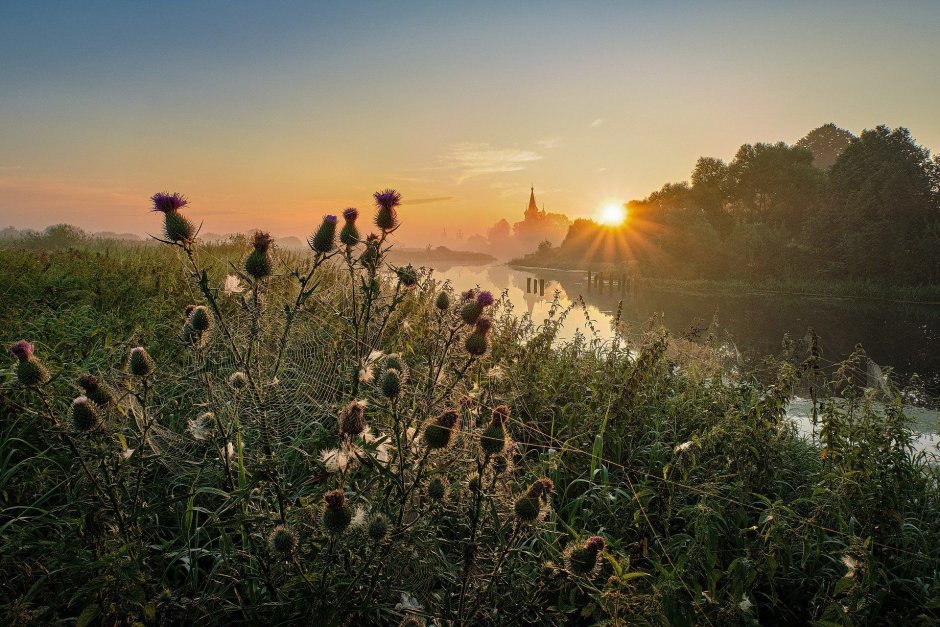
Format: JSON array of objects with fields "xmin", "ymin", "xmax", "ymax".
[{"xmin": 596, "ymin": 201, "xmax": 627, "ymax": 226}]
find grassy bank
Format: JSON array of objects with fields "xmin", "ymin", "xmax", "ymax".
[{"xmin": 2, "ymin": 209, "xmax": 939, "ymax": 625}]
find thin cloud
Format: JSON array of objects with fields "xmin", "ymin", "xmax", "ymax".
[
  {"xmin": 589, "ymin": 118, "xmax": 604, "ymax": 129},
  {"xmin": 405, "ymin": 196, "xmax": 454, "ymax": 205},
  {"xmin": 442, "ymin": 142, "xmax": 543, "ymax": 183},
  {"xmin": 537, "ymin": 136, "xmax": 564, "ymax": 149}
]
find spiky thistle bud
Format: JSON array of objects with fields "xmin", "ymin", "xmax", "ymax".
[
  {"xmin": 244, "ymin": 231, "xmax": 274, "ymax": 279},
  {"xmin": 479, "ymin": 405, "xmax": 510, "ymax": 456},
  {"xmin": 128, "ymin": 346, "xmax": 154, "ymax": 377},
  {"xmin": 340, "ymin": 207, "xmax": 360, "ymax": 246},
  {"xmin": 71, "ymin": 396, "xmax": 100, "ymax": 432},
  {"xmin": 381, "ymin": 369, "xmax": 401, "ymax": 399},
  {"xmin": 269, "ymin": 525, "xmax": 298, "ymax": 557},
  {"xmin": 396, "ymin": 264, "xmax": 419, "ymax": 288},
  {"xmin": 513, "ymin": 495, "xmax": 541, "ymax": 522},
  {"xmin": 459, "ymin": 301, "xmax": 484, "ymax": 326},
  {"xmin": 367, "ymin": 513, "xmax": 388, "ymax": 541},
  {"xmin": 339, "ymin": 400, "xmax": 367, "ymax": 437},
  {"xmin": 427, "ymin": 477, "xmax": 448, "ymax": 501},
  {"xmin": 78, "ymin": 374, "xmax": 115, "ymax": 407},
  {"xmin": 322, "ymin": 489, "xmax": 352, "ymax": 534},
  {"xmin": 384, "ymin": 354, "xmax": 408, "ymax": 382},
  {"xmin": 228, "ymin": 371, "xmax": 248, "ymax": 391},
  {"xmin": 309, "ymin": 214, "xmax": 338, "ymax": 254},
  {"xmin": 514, "ymin": 477, "xmax": 554, "ymax": 522},
  {"xmin": 435, "ymin": 291, "xmax": 451, "ymax": 311},
  {"xmin": 188, "ymin": 305, "xmax": 211, "ymax": 332},
  {"xmin": 151, "ymin": 192, "xmax": 195, "ymax": 244},
  {"xmin": 423, "ymin": 410, "xmax": 460, "ymax": 450},
  {"xmin": 360, "ymin": 233, "xmax": 381, "ymax": 270},
  {"xmin": 373, "ymin": 189, "xmax": 401, "ymax": 232},
  {"xmin": 9, "ymin": 340, "xmax": 49, "ymax": 386},
  {"xmin": 566, "ymin": 535, "xmax": 606, "ymax": 576},
  {"xmin": 465, "ymin": 317, "xmax": 492, "ymax": 356},
  {"xmin": 183, "ymin": 305, "xmax": 212, "ymax": 348}
]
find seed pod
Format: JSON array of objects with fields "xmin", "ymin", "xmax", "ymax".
[
  {"xmin": 435, "ymin": 291, "xmax": 451, "ymax": 311},
  {"xmin": 269, "ymin": 525, "xmax": 298, "ymax": 556},
  {"xmin": 339, "ymin": 400, "xmax": 367, "ymax": 437},
  {"xmin": 71, "ymin": 396, "xmax": 100, "ymax": 433},
  {"xmin": 423, "ymin": 410, "xmax": 460, "ymax": 450},
  {"xmin": 322, "ymin": 489, "xmax": 352, "ymax": 534},
  {"xmin": 309, "ymin": 215, "xmax": 338, "ymax": 254},
  {"xmin": 128, "ymin": 346, "xmax": 154, "ymax": 377}
]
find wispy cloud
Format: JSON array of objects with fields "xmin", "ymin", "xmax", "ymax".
[
  {"xmin": 536, "ymin": 136, "xmax": 564, "ymax": 149},
  {"xmin": 404, "ymin": 196, "xmax": 454, "ymax": 205},
  {"xmin": 589, "ymin": 118, "xmax": 604, "ymax": 129},
  {"xmin": 442, "ymin": 142, "xmax": 542, "ymax": 183}
]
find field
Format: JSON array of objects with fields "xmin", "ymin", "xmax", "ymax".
[{"xmin": 2, "ymin": 206, "xmax": 939, "ymax": 626}]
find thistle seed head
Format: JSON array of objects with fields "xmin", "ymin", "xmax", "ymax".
[
  {"xmin": 269, "ymin": 525, "xmax": 298, "ymax": 556},
  {"xmin": 128, "ymin": 346, "xmax": 154, "ymax": 377},
  {"xmin": 71, "ymin": 396, "xmax": 101, "ymax": 433}
]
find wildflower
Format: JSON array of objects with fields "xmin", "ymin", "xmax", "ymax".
[
  {"xmin": 244, "ymin": 230, "xmax": 274, "ymax": 280},
  {"xmin": 566, "ymin": 535, "xmax": 606, "ymax": 576},
  {"xmin": 476, "ymin": 290, "xmax": 495, "ymax": 307},
  {"xmin": 427, "ymin": 477, "xmax": 448, "ymax": 501},
  {"xmin": 381, "ymin": 368, "xmax": 402, "ymax": 399},
  {"xmin": 78, "ymin": 374, "xmax": 116, "ymax": 407},
  {"xmin": 151, "ymin": 193, "xmax": 195, "ymax": 244},
  {"xmin": 480, "ymin": 405, "xmax": 510, "ymax": 456},
  {"xmin": 322, "ymin": 488, "xmax": 352, "ymax": 534},
  {"xmin": 228, "ymin": 371, "xmax": 248, "ymax": 391},
  {"xmin": 339, "ymin": 399, "xmax": 368, "ymax": 437},
  {"xmin": 396, "ymin": 264, "xmax": 419, "ymax": 288},
  {"xmin": 368, "ymin": 513, "xmax": 388, "ymax": 540},
  {"xmin": 514, "ymin": 477, "xmax": 554, "ymax": 523},
  {"xmin": 269, "ymin": 525, "xmax": 298, "ymax": 557},
  {"xmin": 128, "ymin": 346, "xmax": 154, "ymax": 377},
  {"xmin": 465, "ymin": 317, "xmax": 492, "ymax": 356},
  {"xmin": 350, "ymin": 505, "xmax": 368, "ymax": 530},
  {"xmin": 9, "ymin": 340, "xmax": 49, "ymax": 387},
  {"xmin": 309, "ymin": 214, "xmax": 338, "ymax": 254},
  {"xmin": 187, "ymin": 412, "xmax": 214, "ymax": 441},
  {"xmin": 423, "ymin": 410, "xmax": 460, "ymax": 450},
  {"xmin": 70, "ymin": 396, "xmax": 100, "ymax": 433},
  {"xmin": 374, "ymin": 188, "xmax": 401, "ymax": 232},
  {"xmin": 358, "ymin": 350, "xmax": 384, "ymax": 384},
  {"xmin": 222, "ymin": 274, "xmax": 244, "ymax": 295},
  {"xmin": 435, "ymin": 291, "xmax": 451, "ymax": 311},
  {"xmin": 340, "ymin": 207, "xmax": 360, "ymax": 246}
]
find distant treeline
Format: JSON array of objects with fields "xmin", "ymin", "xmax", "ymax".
[{"xmin": 516, "ymin": 124, "xmax": 940, "ymax": 285}]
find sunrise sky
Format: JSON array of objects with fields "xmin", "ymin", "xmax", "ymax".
[{"xmin": 2, "ymin": 1, "xmax": 939, "ymax": 245}]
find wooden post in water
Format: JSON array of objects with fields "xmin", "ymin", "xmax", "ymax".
[
  {"xmin": 526, "ymin": 277, "xmax": 531, "ymax": 293},
  {"xmin": 539, "ymin": 278, "xmax": 545, "ymax": 296}
]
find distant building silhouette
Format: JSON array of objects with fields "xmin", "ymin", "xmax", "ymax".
[{"xmin": 513, "ymin": 186, "xmax": 570, "ymax": 247}]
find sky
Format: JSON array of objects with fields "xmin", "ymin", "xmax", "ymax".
[{"xmin": 2, "ymin": 1, "xmax": 939, "ymax": 245}]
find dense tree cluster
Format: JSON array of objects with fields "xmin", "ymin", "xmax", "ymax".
[{"xmin": 521, "ymin": 125, "xmax": 940, "ymax": 284}]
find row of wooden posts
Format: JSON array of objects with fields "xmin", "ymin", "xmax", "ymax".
[
  {"xmin": 524, "ymin": 271, "xmax": 636, "ymax": 296},
  {"xmin": 525, "ymin": 277, "xmax": 546, "ymax": 296}
]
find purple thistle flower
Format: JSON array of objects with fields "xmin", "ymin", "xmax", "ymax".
[
  {"xmin": 373, "ymin": 189, "xmax": 401, "ymax": 211},
  {"xmin": 343, "ymin": 207, "xmax": 359, "ymax": 221},
  {"xmin": 476, "ymin": 290, "xmax": 495, "ymax": 307},
  {"xmin": 324, "ymin": 214, "xmax": 338, "ymax": 224},
  {"xmin": 9, "ymin": 340, "xmax": 34, "ymax": 361},
  {"xmin": 151, "ymin": 192, "xmax": 189, "ymax": 213}
]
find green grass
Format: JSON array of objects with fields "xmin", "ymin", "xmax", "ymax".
[{"xmin": 2, "ymin": 230, "xmax": 939, "ymax": 626}]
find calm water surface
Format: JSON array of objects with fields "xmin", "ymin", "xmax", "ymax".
[{"xmin": 420, "ymin": 262, "xmax": 940, "ymax": 447}]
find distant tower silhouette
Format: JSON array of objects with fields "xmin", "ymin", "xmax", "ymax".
[{"xmin": 525, "ymin": 186, "xmax": 545, "ymax": 220}]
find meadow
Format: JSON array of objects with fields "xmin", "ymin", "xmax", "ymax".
[{"xmin": 2, "ymin": 193, "xmax": 939, "ymax": 626}]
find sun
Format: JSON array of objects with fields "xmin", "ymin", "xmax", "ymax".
[{"xmin": 596, "ymin": 201, "xmax": 627, "ymax": 226}]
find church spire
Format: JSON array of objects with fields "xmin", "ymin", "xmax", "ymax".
[{"xmin": 526, "ymin": 186, "xmax": 539, "ymax": 218}]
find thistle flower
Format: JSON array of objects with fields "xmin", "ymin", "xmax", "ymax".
[
  {"xmin": 360, "ymin": 233, "xmax": 382, "ymax": 270},
  {"xmin": 151, "ymin": 192, "xmax": 195, "ymax": 244},
  {"xmin": 269, "ymin": 525, "xmax": 298, "ymax": 557},
  {"xmin": 459, "ymin": 300, "xmax": 484, "ymax": 325},
  {"xmin": 71, "ymin": 396, "xmax": 100, "ymax": 433},
  {"xmin": 373, "ymin": 189, "xmax": 401, "ymax": 231},
  {"xmin": 150, "ymin": 192, "xmax": 189, "ymax": 213},
  {"xmin": 244, "ymin": 230, "xmax": 274, "ymax": 279},
  {"xmin": 566, "ymin": 535, "xmax": 606, "ymax": 576},
  {"xmin": 222, "ymin": 274, "xmax": 245, "ymax": 295},
  {"xmin": 350, "ymin": 505, "xmax": 368, "ymax": 530},
  {"xmin": 128, "ymin": 346, "xmax": 154, "ymax": 377},
  {"xmin": 228, "ymin": 371, "xmax": 248, "ymax": 391},
  {"xmin": 514, "ymin": 477, "xmax": 554, "ymax": 523},
  {"xmin": 367, "ymin": 513, "xmax": 388, "ymax": 541},
  {"xmin": 476, "ymin": 290, "xmax": 495, "ymax": 307},
  {"xmin": 465, "ymin": 317, "xmax": 492, "ymax": 356},
  {"xmin": 480, "ymin": 405, "xmax": 510, "ymax": 456},
  {"xmin": 78, "ymin": 374, "xmax": 115, "ymax": 407},
  {"xmin": 427, "ymin": 477, "xmax": 448, "ymax": 501},
  {"xmin": 322, "ymin": 488, "xmax": 352, "ymax": 534},
  {"xmin": 309, "ymin": 214, "xmax": 338, "ymax": 254},
  {"xmin": 381, "ymin": 368, "xmax": 402, "ymax": 399},
  {"xmin": 435, "ymin": 291, "xmax": 451, "ymax": 311},
  {"xmin": 339, "ymin": 399, "xmax": 367, "ymax": 437},
  {"xmin": 423, "ymin": 410, "xmax": 460, "ymax": 450},
  {"xmin": 340, "ymin": 207, "xmax": 360, "ymax": 246},
  {"xmin": 9, "ymin": 340, "xmax": 49, "ymax": 386},
  {"xmin": 396, "ymin": 264, "xmax": 419, "ymax": 288}
]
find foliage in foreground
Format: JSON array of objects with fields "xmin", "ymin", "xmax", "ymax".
[{"xmin": 1, "ymin": 192, "xmax": 939, "ymax": 626}]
